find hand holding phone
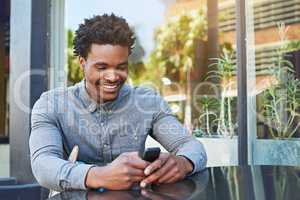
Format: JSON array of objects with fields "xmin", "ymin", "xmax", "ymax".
[{"xmin": 139, "ymin": 147, "xmax": 161, "ymax": 162}]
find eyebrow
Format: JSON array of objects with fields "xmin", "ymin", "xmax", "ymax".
[
  {"xmin": 93, "ymin": 61, "xmax": 128, "ymax": 67},
  {"xmin": 117, "ymin": 61, "xmax": 128, "ymax": 66},
  {"xmin": 93, "ymin": 62, "xmax": 109, "ymax": 67}
]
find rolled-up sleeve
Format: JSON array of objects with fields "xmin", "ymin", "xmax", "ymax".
[
  {"xmin": 151, "ymin": 95, "xmax": 207, "ymax": 174},
  {"xmin": 29, "ymin": 92, "xmax": 94, "ymax": 191}
]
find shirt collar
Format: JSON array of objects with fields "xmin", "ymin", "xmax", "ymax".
[{"xmin": 78, "ymin": 79, "xmax": 131, "ymax": 113}]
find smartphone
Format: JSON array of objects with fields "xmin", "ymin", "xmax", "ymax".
[{"xmin": 139, "ymin": 147, "xmax": 161, "ymax": 162}]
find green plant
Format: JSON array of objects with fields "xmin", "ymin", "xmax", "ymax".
[
  {"xmin": 148, "ymin": 9, "xmax": 208, "ymax": 128},
  {"xmin": 205, "ymin": 49, "xmax": 237, "ymax": 137},
  {"xmin": 150, "ymin": 9, "xmax": 207, "ymax": 76},
  {"xmin": 67, "ymin": 29, "xmax": 83, "ymax": 84},
  {"xmin": 261, "ymin": 23, "xmax": 300, "ymax": 139},
  {"xmin": 197, "ymin": 95, "xmax": 219, "ymax": 136}
]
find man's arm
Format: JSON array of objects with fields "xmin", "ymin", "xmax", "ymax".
[
  {"xmin": 140, "ymin": 93, "xmax": 207, "ymax": 187},
  {"xmin": 29, "ymin": 92, "xmax": 94, "ymax": 191},
  {"xmin": 152, "ymin": 115, "xmax": 207, "ymax": 174},
  {"xmin": 151, "ymin": 97, "xmax": 207, "ymax": 173}
]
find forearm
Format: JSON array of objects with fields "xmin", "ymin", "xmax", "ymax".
[
  {"xmin": 175, "ymin": 139, "xmax": 207, "ymax": 174},
  {"xmin": 31, "ymin": 153, "xmax": 94, "ymax": 191},
  {"xmin": 153, "ymin": 117, "xmax": 207, "ymax": 174},
  {"xmin": 30, "ymin": 125, "xmax": 94, "ymax": 191}
]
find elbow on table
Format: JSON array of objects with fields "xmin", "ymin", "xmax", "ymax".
[{"xmin": 31, "ymin": 159, "xmax": 62, "ymax": 191}]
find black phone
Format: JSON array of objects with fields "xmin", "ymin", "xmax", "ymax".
[{"xmin": 139, "ymin": 147, "xmax": 161, "ymax": 162}]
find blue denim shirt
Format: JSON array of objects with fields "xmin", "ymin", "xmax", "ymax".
[{"xmin": 29, "ymin": 80, "xmax": 207, "ymax": 191}]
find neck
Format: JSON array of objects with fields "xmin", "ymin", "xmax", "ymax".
[{"xmin": 84, "ymin": 80, "xmax": 106, "ymax": 104}]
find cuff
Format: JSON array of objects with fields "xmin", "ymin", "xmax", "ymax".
[
  {"xmin": 175, "ymin": 143, "xmax": 207, "ymax": 175},
  {"xmin": 59, "ymin": 163, "xmax": 95, "ymax": 190},
  {"xmin": 176, "ymin": 152, "xmax": 206, "ymax": 175}
]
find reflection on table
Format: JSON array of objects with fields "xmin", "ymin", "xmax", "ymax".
[
  {"xmin": 48, "ymin": 170, "xmax": 209, "ymax": 200},
  {"xmin": 48, "ymin": 166, "xmax": 300, "ymax": 200}
]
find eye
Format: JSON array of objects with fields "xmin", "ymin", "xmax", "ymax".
[
  {"xmin": 117, "ymin": 64, "xmax": 128, "ymax": 70},
  {"xmin": 95, "ymin": 64, "xmax": 106, "ymax": 71}
]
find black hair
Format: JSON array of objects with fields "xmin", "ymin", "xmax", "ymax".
[{"xmin": 73, "ymin": 13, "xmax": 135, "ymax": 59}]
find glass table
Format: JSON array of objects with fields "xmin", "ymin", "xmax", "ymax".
[
  {"xmin": 48, "ymin": 165, "xmax": 300, "ymax": 200},
  {"xmin": 2, "ymin": 165, "xmax": 300, "ymax": 200}
]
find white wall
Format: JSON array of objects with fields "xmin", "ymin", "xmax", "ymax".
[
  {"xmin": 145, "ymin": 136, "xmax": 167, "ymax": 152},
  {"xmin": 0, "ymin": 144, "xmax": 9, "ymax": 177}
]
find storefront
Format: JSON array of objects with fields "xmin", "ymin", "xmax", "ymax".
[{"xmin": 0, "ymin": 0, "xmax": 66, "ymax": 182}]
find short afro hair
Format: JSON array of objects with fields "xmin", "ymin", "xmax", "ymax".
[{"xmin": 73, "ymin": 13, "xmax": 135, "ymax": 59}]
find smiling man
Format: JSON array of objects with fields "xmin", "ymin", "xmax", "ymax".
[{"xmin": 29, "ymin": 14, "xmax": 207, "ymax": 191}]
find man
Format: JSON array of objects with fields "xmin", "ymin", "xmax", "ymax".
[{"xmin": 29, "ymin": 14, "xmax": 207, "ymax": 191}]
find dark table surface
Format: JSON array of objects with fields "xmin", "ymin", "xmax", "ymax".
[{"xmin": 47, "ymin": 165, "xmax": 300, "ymax": 200}]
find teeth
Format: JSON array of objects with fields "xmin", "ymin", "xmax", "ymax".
[{"xmin": 103, "ymin": 84, "xmax": 118, "ymax": 89}]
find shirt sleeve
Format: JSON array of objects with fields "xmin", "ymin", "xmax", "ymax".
[
  {"xmin": 150, "ymin": 94, "xmax": 207, "ymax": 174},
  {"xmin": 29, "ymin": 92, "xmax": 94, "ymax": 191}
]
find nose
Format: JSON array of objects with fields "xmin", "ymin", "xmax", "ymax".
[{"xmin": 104, "ymin": 70, "xmax": 119, "ymax": 82}]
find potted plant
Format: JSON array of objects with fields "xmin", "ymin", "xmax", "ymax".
[
  {"xmin": 254, "ymin": 23, "xmax": 300, "ymax": 165},
  {"xmin": 193, "ymin": 49, "xmax": 238, "ymax": 167}
]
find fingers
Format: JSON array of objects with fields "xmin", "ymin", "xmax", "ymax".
[
  {"xmin": 130, "ymin": 175, "xmax": 146, "ymax": 182},
  {"xmin": 144, "ymin": 159, "xmax": 163, "ymax": 176},
  {"xmin": 157, "ymin": 167, "xmax": 179, "ymax": 183},
  {"xmin": 144, "ymin": 153, "xmax": 169, "ymax": 176},
  {"xmin": 121, "ymin": 163, "xmax": 147, "ymax": 184},
  {"xmin": 165, "ymin": 175, "xmax": 181, "ymax": 184},
  {"xmin": 125, "ymin": 166, "xmax": 145, "ymax": 177},
  {"xmin": 123, "ymin": 152, "xmax": 150, "ymax": 169},
  {"xmin": 141, "ymin": 157, "xmax": 175, "ymax": 187}
]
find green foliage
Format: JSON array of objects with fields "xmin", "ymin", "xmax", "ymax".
[
  {"xmin": 261, "ymin": 53, "xmax": 300, "ymax": 138},
  {"xmin": 197, "ymin": 95, "xmax": 220, "ymax": 136},
  {"xmin": 127, "ymin": 31, "xmax": 154, "ymax": 86},
  {"xmin": 67, "ymin": 30, "xmax": 83, "ymax": 84},
  {"xmin": 203, "ymin": 49, "xmax": 237, "ymax": 137},
  {"xmin": 286, "ymin": 40, "xmax": 300, "ymax": 53},
  {"xmin": 260, "ymin": 24, "xmax": 300, "ymax": 138},
  {"xmin": 149, "ymin": 9, "xmax": 207, "ymax": 81},
  {"xmin": 206, "ymin": 49, "xmax": 236, "ymax": 82}
]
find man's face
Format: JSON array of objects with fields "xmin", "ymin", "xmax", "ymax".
[{"xmin": 80, "ymin": 44, "xmax": 129, "ymax": 103}]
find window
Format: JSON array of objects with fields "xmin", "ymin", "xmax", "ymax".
[
  {"xmin": 247, "ymin": 0, "xmax": 300, "ymax": 165},
  {"xmin": 66, "ymin": 0, "xmax": 239, "ymax": 166},
  {"xmin": 0, "ymin": 0, "xmax": 10, "ymax": 142}
]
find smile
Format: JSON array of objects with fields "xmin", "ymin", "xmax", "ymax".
[
  {"xmin": 102, "ymin": 84, "xmax": 120, "ymax": 92},
  {"xmin": 103, "ymin": 84, "xmax": 118, "ymax": 89}
]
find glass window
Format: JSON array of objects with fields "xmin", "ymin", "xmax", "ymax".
[
  {"xmin": 246, "ymin": 0, "xmax": 300, "ymax": 165},
  {"xmin": 0, "ymin": 0, "xmax": 10, "ymax": 139},
  {"xmin": 66, "ymin": 0, "xmax": 239, "ymax": 166},
  {"xmin": 249, "ymin": 0, "xmax": 300, "ymax": 139},
  {"xmin": 148, "ymin": 0, "xmax": 239, "ymax": 141}
]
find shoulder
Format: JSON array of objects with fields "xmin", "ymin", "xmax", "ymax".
[
  {"xmin": 32, "ymin": 82, "xmax": 80, "ymax": 111},
  {"xmin": 130, "ymin": 84, "xmax": 171, "ymax": 110},
  {"xmin": 131, "ymin": 85, "xmax": 160, "ymax": 97},
  {"xmin": 130, "ymin": 85, "xmax": 163, "ymax": 104}
]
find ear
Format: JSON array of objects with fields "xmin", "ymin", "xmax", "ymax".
[{"xmin": 79, "ymin": 57, "xmax": 86, "ymax": 70}]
